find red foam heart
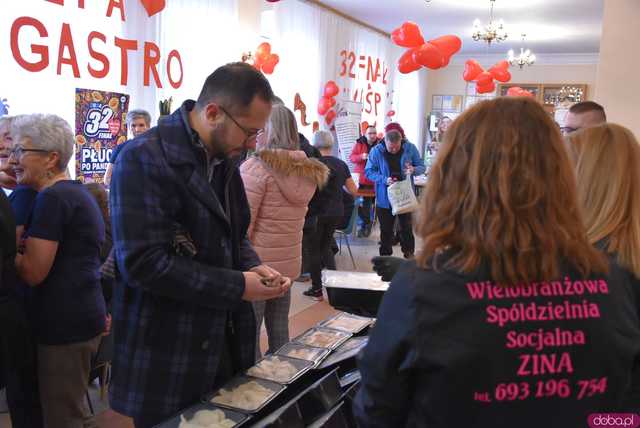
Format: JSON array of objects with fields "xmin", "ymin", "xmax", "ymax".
[
  {"xmin": 387, "ymin": 110, "xmax": 396, "ymax": 117},
  {"xmin": 139, "ymin": 0, "xmax": 165, "ymax": 17},
  {"xmin": 463, "ymin": 59, "xmax": 483, "ymax": 82},
  {"xmin": 413, "ymin": 43, "xmax": 445, "ymax": 70},
  {"xmin": 391, "ymin": 22, "xmax": 425, "ymax": 48},
  {"xmin": 397, "ymin": 48, "xmax": 421, "ymax": 74},
  {"xmin": 324, "ymin": 81, "xmax": 340, "ymax": 98}
]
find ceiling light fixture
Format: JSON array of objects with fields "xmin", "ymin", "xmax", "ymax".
[
  {"xmin": 472, "ymin": 0, "xmax": 508, "ymax": 45},
  {"xmin": 508, "ymin": 34, "xmax": 536, "ymax": 69}
]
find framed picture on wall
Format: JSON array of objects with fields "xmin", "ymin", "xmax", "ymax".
[
  {"xmin": 432, "ymin": 95, "xmax": 443, "ymax": 110},
  {"xmin": 442, "ymin": 95, "xmax": 463, "ymax": 112}
]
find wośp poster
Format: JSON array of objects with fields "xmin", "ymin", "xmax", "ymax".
[
  {"xmin": 333, "ymin": 100, "xmax": 362, "ymax": 184},
  {"xmin": 75, "ymin": 88, "xmax": 129, "ymax": 184}
]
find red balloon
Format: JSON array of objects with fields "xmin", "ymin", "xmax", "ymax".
[
  {"xmin": 324, "ymin": 81, "xmax": 340, "ymax": 98},
  {"xmin": 413, "ymin": 43, "xmax": 445, "ymax": 70},
  {"xmin": 463, "ymin": 59, "xmax": 483, "ymax": 82},
  {"xmin": 317, "ymin": 97, "xmax": 333, "ymax": 116},
  {"xmin": 506, "ymin": 87, "xmax": 521, "ymax": 96},
  {"xmin": 325, "ymin": 109, "xmax": 337, "ymax": 125},
  {"xmin": 507, "ymin": 86, "xmax": 534, "ymax": 97},
  {"xmin": 493, "ymin": 60, "xmax": 510, "ymax": 70},
  {"xmin": 489, "ymin": 66, "xmax": 511, "ymax": 83},
  {"xmin": 361, "ymin": 121, "xmax": 370, "ymax": 134},
  {"xmin": 255, "ymin": 42, "xmax": 271, "ymax": 62},
  {"xmin": 391, "ymin": 21, "xmax": 425, "ymax": 48},
  {"xmin": 387, "ymin": 110, "xmax": 396, "ymax": 117},
  {"xmin": 476, "ymin": 80, "xmax": 496, "ymax": 94},
  {"xmin": 475, "ymin": 71, "xmax": 494, "ymax": 87},
  {"xmin": 398, "ymin": 48, "xmax": 421, "ymax": 74},
  {"xmin": 429, "ymin": 35, "xmax": 462, "ymax": 58},
  {"xmin": 261, "ymin": 54, "xmax": 279, "ymax": 74},
  {"xmin": 253, "ymin": 56, "xmax": 264, "ymax": 70}
]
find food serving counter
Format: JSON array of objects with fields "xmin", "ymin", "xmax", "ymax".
[{"xmin": 155, "ymin": 311, "xmax": 374, "ymax": 428}]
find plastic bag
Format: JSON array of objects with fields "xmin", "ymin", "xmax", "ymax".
[{"xmin": 387, "ymin": 178, "xmax": 418, "ymax": 215}]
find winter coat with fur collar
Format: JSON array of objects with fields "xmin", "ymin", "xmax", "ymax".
[{"xmin": 240, "ymin": 149, "xmax": 329, "ymax": 279}]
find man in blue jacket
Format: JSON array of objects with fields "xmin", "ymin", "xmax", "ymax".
[
  {"xmin": 365, "ymin": 122, "xmax": 425, "ymax": 259},
  {"xmin": 109, "ymin": 63, "xmax": 292, "ymax": 427}
]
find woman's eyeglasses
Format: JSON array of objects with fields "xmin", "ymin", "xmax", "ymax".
[{"xmin": 8, "ymin": 147, "xmax": 49, "ymax": 159}]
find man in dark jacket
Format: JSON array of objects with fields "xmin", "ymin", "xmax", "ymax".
[{"xmin": 109, "ymin": 63, "xmax": 292, "ymax": 427}]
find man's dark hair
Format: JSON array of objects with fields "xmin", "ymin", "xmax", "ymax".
[
  {"xmin": 569, "ymin": 101, "xmax": 606, "ymax": 121},
  {"xmin": 196, "ymin": 62, "xmax": 274, "ymax": 113}
]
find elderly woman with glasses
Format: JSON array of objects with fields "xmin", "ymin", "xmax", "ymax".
[{"xmin": 10, "ymin": 114, "xmax": 106, "ymax": 428}]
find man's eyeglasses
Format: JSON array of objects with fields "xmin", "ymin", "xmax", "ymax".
[
  {"xmin": 8, "ymin": 147, "xmax": 49, "ymax": 159},
  {"xmin": 219, "ymin": 106, "xmax": 261, "ymax": 144},
  {"xmin": 560, "ymin": 126, "xmax": 579, "ymax": 135}
]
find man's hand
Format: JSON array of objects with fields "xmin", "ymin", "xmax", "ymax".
[
  {"xmin": 372, "ymin": 256, "xmax": 405, "ymax": 281},
  {"xmin": 386, "ymin": 177, "xmax": 397, "ymax": 186},
  {"xmin": 404, "ymin": 165, "xmax": 415, "ymax": 176},
  {"xmin": 243, "ymin": 265, "xmax": 292, "ymax": 301}
]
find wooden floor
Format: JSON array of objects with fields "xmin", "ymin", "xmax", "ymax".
[{"xmin": 1, "ymin": 224, "xmax": 408, "ymax": 428}]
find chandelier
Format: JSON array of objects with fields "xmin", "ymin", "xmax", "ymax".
[
  {"xmin": 472, "ymin": 0, "xmax": 508, "ymax": 45},
  {"xmin": 508, "ymin": 34, "xmax": 535, "ymax": 69}
]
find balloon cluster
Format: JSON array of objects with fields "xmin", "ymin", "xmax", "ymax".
[
  {"xmin": 392, "ymin": 22, "xmax": 461, "ymax": 74},
  {"xmin": 317, "ymin": 81, "xmax": 339, "ymax": 125},
  {"xmin": 254, "ymin": 42, "xmax": 280, "ymax": 75},
  {"xmin": 463, "ymin": 59, "xmax": 511, "ymax": 94},
  {"xmin": 506, "ymin": 86, "xmax": 535, "ymax": 97}
]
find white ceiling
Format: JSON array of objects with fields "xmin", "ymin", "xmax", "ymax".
[{"xmin": 317, "ymin": 0, "xmax": 604, "ymax": 55}]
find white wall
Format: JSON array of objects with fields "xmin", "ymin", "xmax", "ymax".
[{"xmin": 595, "ymin": 0, "xmax": 640, "ymax": 137}]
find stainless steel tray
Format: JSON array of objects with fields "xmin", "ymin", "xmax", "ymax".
[
  {"xmin": 155, "ymin": 403, "xmax": 248, "ymax": 427},
  {"xmin": 275, "ymin": 342, "xmax": 331, "ymax": 367},
  {"xmin": 246, "ymin": 354, "xmax": 313, "ymax": 385},
  {"xmin": 319, "ymin": 312, "xmax": 374, "ymax": 334},
  {"xmin": 293, "ymin": 327, "xmax": 352, "ymax": 350},
  {"xmin": 208, "ymin": 376, "xmax": 284, "ymax": 414}
]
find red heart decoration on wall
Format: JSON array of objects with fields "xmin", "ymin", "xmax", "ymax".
[
  {"xmin": 139, "ymin": 0, "xmax": 166, "ymax": 17},
  {"xmin": 391, "ymin": 22, "xmax": 425, "ymax": 48}
]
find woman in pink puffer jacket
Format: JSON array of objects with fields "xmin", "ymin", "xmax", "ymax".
[{"xmin": 241, "ymin": 104, "xmax": 329, "ymax": 355}]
